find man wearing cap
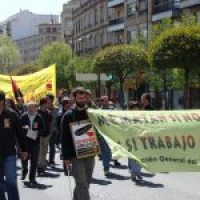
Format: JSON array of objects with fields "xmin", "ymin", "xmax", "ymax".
[
  {"xmin": 0, "ymin": 90, "xmax": 27, "ymax": 200},
  {"xmin": 61, "ymin": 87, "xmax": 95, "ymax": 200},
  {"xmin": 20, "ymin": 101, "xmax": 46, "ymax": 185}
]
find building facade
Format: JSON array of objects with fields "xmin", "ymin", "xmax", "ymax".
[
  {"xmin": 15, "ymin": 23, "xmax": 62, "ymax": 64},
  {"xmin": 61, "ymin": 0, "xmax": 81, "ymax": 43},
  {"xmin": 0, "ymin": 10, "xmax": 59, "ymax": 40},
  {"xmin": 72, "ymin": 0, "xmax": 200, "ymax": 55},
  {"xmin": 73, "ymin": 0, "xmax": 108, "ymax": 55}
]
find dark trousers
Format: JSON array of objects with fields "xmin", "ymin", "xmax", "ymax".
[
  {"xmin": 49, "ymin": 133, "xmax": 56, "ymax": 164},
  {"xmin": 99, "ymin": 137, "xmax": 111, "ymax": 172},
  {"xmin": 0, "ymin": 155, "xmax": 20, "ymax": 200},
  {"xmin": 22, "ymin": 140, "xmax": 39, "ymax": 181},
  {"xmin": 72, "ymin": 157, "xmax": 95, "ymax": 200}
]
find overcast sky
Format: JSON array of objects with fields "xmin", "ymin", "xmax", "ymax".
[{"xmin": 0, "ymin": 0, "xmax": 70, "ymax": 22}]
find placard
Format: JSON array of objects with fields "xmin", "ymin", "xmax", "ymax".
[{"xmin": 70, "ymin": 120, "xmax": 100, "ymax": 159}]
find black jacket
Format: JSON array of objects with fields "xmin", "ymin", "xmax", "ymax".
[
  {"xmin": 20, "ymin": 112, "xmax": 46, "ymax": 144},
  {"xmin": 38, "ymin": 109, "xmax": 51, "ymax": 137},
  {"xmin": 0, "ymin": 108, "xmax": 27, "ymax": 157},
  {"xmin": 61, "ymin": 107, "xmax": 89, "ymax": 160}
]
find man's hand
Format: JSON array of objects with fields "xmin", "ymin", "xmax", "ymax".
[
  {"xmin": 64, "ymin": 160, "xmax": 72, "ymax": 167},
  {"xmin": 21, "ymin": 152, "xmax": 28, "ymax": 160}
]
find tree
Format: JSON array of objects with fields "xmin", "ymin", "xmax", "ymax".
[
  {"xmin": 65, "ymin": 56, "xmax": 94, "ymax": 90},
  {"xmin": 93, "ymin": 44, "xmax": 149, "ymax": 107},
  {"xmin": 0, "ymin": 35, "xmax": 20, "ymax": 73},
  {"xmin": 37, "ymin": 42, "xmax": 72, "ymax": 88},
  {"xmin": 151, "ymin": 25, "xmax": 200, "ymax": 108},
  {"xmin": 10, "ymin": 63, "xmax": 40, "ymax": 75}
]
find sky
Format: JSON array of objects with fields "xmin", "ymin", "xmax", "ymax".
[{"xmin": 0, "ymin": 0, "xmax": 70, "ymax": 22}]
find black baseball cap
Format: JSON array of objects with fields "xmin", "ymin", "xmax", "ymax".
[{"xmin": 0, "ymin": 91, "xmax": 5, "ymax": 101}]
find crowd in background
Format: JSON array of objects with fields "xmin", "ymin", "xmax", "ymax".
[{"xmin": 0, "ymin": 87, "xmax": 153, "ymax": 200}]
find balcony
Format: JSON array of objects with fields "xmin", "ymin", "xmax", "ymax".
[
  {"xmin": 180, "ymin": 0, "xmax": 200, "ymax": 8},
  {"xmin": 108, "ymin": 0, "xmax": 124, "ymax": 8},
  {"xmin": 152, "ymin": 0, "xmax": 181, "ymax": 21},
  {"xmin": 108, "ymin": 17, "xmax": 124, "ymax": 32}
]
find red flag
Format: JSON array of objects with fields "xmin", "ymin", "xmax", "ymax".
[{"xmin": 10, "ymin": 76, "xmax": 23, "ymax": 100}]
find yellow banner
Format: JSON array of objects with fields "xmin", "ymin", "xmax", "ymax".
[{"xmin": 0, "ymin": 64, "xmax": 56, "ymax": 102}]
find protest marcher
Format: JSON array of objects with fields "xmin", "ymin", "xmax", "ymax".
[
  {"xmin": 98, "ymin": 95, "xmax": 121, "ymax": 177},
  {"xmin": 86, "ymin": 89, "xmax": 97, "ymax": 109},
  {"xmin": 0, "ymin": 90, "xmax": 27, "ymax": 200},
  {"xmin": 140, "ymin": 93, "xmax": 153, "ymax": 110},
  {"xmin": 57, "ymin": 96, "xmax": 73, "ymax": 138},
  {"xmin": 61, "ymin": 87, "xmax": 95, "ymax": 200},
  {"xmin": 128, "ymin": 101, "xmax": 143, "ymax": 183},
  {"xmin": 57, "ymin": 96, "xmax": 72, "ymax": 174},
  {"xmin": 16, "ymin": 97, "xmax": 26, "ymax": 116},
  {"xmin": 37, "ymin": 97, "xmax": 52, "ymax": 176},
  {"xmin": 20, "ymin": 101, "xmax": 46, "ymax": 185},
  {"xmin": 5, "ymin": 98, "xmax": 18, "ymax": 113},
  {"xmin": 46, "ymin": 94, "xmax": 59, "ymax": 168}
]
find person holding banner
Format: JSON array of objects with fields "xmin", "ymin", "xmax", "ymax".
[
  {"xmin": 0, "ymin": 90, "xmax": 27, "ymax": 200},
  {"xmin": 128, "ymin": 101, "xmax": 143, "ymax": 183},
  {"xmin": 61, "ymin": 87, "xmax": 97, "ymax": 200}
]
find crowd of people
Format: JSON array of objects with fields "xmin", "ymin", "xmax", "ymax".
[{"xmin": 0, "ymin": 87, "xmax": 153, "ymax": 200}]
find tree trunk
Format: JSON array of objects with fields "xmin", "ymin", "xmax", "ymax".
[
  {"xmin": 184, "ymin": 68, "xmax": 190, "ymax": 109},
  {"xmin": 163, "ymin": 70, "xmax": 168, "ymax": 110},
  {"xmin": 119, "ymin": 79, "xmax": 124, "ymax": 109}
]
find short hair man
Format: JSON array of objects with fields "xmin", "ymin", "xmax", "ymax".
[{"xmin": 61, "ymin": 87, "xmax": 95, "ymax": 200}]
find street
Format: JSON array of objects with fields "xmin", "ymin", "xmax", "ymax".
[{"xmin": 17, "ymin": 152, "xmax": 200, "ymax": 200}]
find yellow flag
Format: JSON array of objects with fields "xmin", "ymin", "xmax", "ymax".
[{"xmin": 0, "ymin": 64, "xmax": 56, "ymax": 102}]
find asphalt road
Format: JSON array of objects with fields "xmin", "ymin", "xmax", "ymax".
[{"xmin": 17, "ymin": 152, "xmax": 200, "ymax": 200}]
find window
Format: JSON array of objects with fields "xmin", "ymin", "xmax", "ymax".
[
  {"xmin": 127, "ymin": 1, "xmax": 137, "ymax": 17},
  {"xmin": 128, "ymin": 30, "xmax": 138, "ymax": 43}
]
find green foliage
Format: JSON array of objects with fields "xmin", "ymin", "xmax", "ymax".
[
  {"xmin": 66, "ymin": 56, "xmax": 94, "ymax": 89},
  {"xmin": 94, "ymin": 44, "xmax": 149, "ymax": 82},
  {"xmin": 10, "ymin": 63, "xmax": 40, "ymax": 75},
  {"xmin": 37, "ymin": 42, "xmax": 72, "ymax": 88},
  {"xmin": 0, "ymin": 35, "xmax": 20, "ymax": 73},
  {"xmin": 151, "ymin": 25, "xmax": 200, "ymax": 71}
]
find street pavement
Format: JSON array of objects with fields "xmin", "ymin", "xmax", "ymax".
[{"xmin": 17, "ymin": 151, "xmax": 200, "ymax": 200}]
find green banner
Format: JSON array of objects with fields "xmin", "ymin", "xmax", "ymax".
[{"xmin": 88, "ymin": 109, "xmax": 200, "ymax": 172}]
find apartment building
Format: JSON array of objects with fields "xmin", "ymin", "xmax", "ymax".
[
  {"xmin": 72, "ymin": 0, "xmax": 200, "ymax": 55},
  {"xmin": 61, "ymin": 0, "xmax": 81, "ymax": 43},
  {"xmin": 0, "ymin": 10, "xmax": 59, "ymax": 40},
  {"xmin": 15, "ymin": 23, "xmax": 62, "ymax": 64},
  {"xmin": 152, "ymin": 0, "xmax": 200, "ymax": 22},
  {"xmin": 73, "ymin": 0, "xmax": 108, "ymax": 55}
]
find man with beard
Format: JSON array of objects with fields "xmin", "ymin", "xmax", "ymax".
[{"xmin": 61, "ymin": 87, "xmax": 95, "ymax": 200}]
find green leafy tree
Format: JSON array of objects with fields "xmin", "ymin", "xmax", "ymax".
[
  {"xmin": 151, "ymin": 25, "xmax": 200, "ymax": 108},
  {"xmin": 93, "ymin": 44, "xmax": 149, "ymax": 106},
  {"xmin": 37, "ymin": 42, "xmax": 72, "ymax": 88},
  {"xmin": 10, "ymin": 63, "xmax": 40, "ymax": 75},
  {"xmin": 66, "ymin": 56, "xmax": 94, "ymax": 90},
  {"xmin": 0, "ymin": 35, "xmax": 20, "ymax": 73}
]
